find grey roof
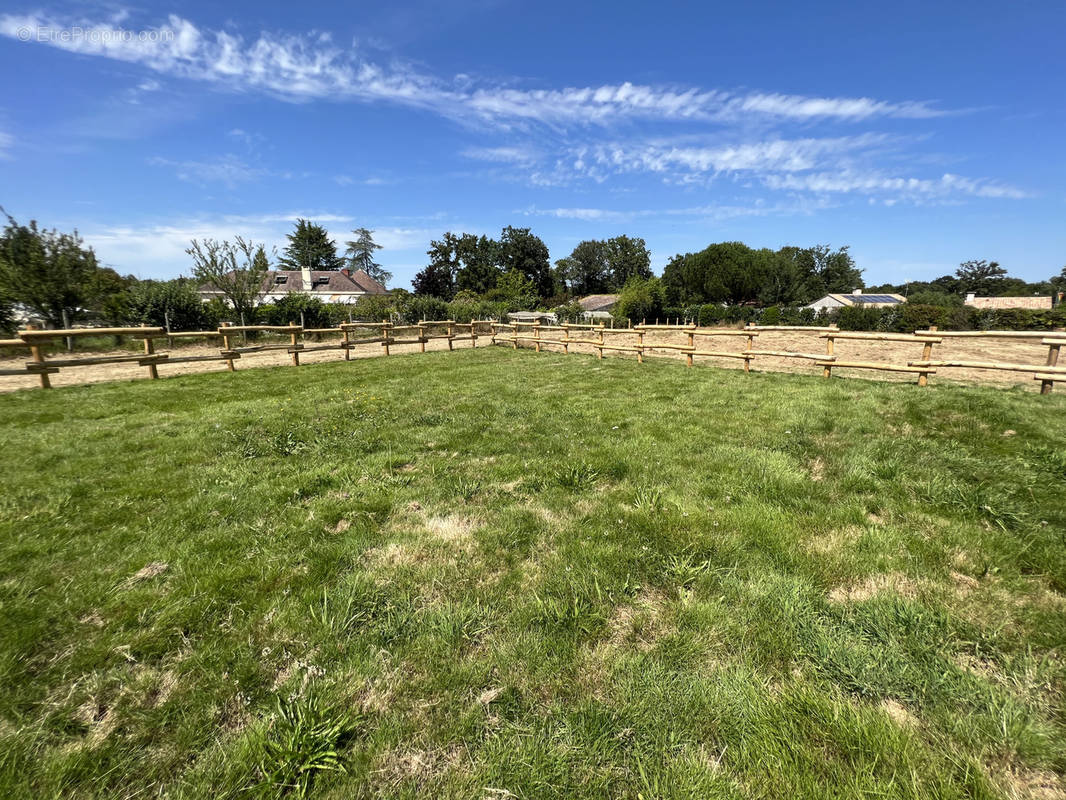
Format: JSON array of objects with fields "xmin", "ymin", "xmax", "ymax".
[
  {"xmin": 579, "ymin": 294, "xmax": 620, "ymax": 311},
  {"xmin": 201, "ymin": 269, "xmax": 386, "ymax": 296},
  {"xmin": 841, "ymin": 294, "xmax": 902, "ymax": 304}
]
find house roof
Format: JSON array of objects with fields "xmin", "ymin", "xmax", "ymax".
[
  {"xmin": 578, "ymin": 294, "xmax": 620, "ymax": 311},
  {"xmin": 964, "ymin": 296, "xmax": 1052, "ymax": 310},
  {"xmin": 200, "ymin": 269, "xmax": 387, "ymax": 296},
  {"xmin": 830, "ymin": 293, "xmax": 906, "ymax": 305}
]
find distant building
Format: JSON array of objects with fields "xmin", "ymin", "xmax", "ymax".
[
  {"xmin": 578, "ymin": 294, "xmax": 620, "ymax": 313},
  {"xmin": 963, "ymin": 293, "xmax": 1053, "ymax": 310},
  {"xmin": 508, "ymin": 311, "xmax": 558, "ymax": 324},
  {"xmin": 198, "ymin": 267, "xmax": 387, "ymax": 305},
  {"xmin": 804, "ymin": 289, "xmax": 906, "ymax": 310}
]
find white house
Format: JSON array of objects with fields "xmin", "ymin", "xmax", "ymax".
[
  {"xmin": 804, "ymin": 289, "xmax": 906, "ymax": 310},
  {"xmin": 199, "ymin": 267, "xmax": 387, "ymax": 305}
]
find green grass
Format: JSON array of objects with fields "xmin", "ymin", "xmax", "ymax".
[{"xmin": 1, "ymin": 347, "xmax": 1065, "ymax": 799}]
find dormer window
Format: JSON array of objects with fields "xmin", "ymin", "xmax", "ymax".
[{"xmin": 274, "ymin": 275, "xmax": 288, "ymax": 285}]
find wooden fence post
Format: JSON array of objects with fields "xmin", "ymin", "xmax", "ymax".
[
  {"xmin": 597, "ymin": 324, "xmax": 605, "ymax": 359},
  {"xmin": 142, "ymin": 324, "xmax": 159, "ymax": 380},
  {"xmin": 512, "ymin": 323, "xmax": 518, "ymax": 350},
  {"xmin": 418, "ymin": 321, "xmax": 426, "ymax": 353},
  {"xmin": 686, "ymin": 330, "xmax": 694, "ymax": 368},
  {"xmin": 637, "ymin": 328, "xmax": 644, "ymax": 364},
  {"xmin": 25, "ymin": 324, "xmax": 51, "ymax": 389},
  {"xmin": 290, "ymin": 321, "xmax": 301, "ymax": 366},
  {"xmin": 470, "ymin": 319, "xmax": 477, "ymax": 348},
  {"xmin": 1042, "ymin": 340, "xmax": 1061, "ymax": 395},
  {"xmin": 221, "ymin": 322, "xmax": 236, "ymax": 372},
  {"xmin": 343, "ymin": 325, "xmax": 351, "ymax": 361},
  {"xmin": 917, "ymin": 326, "xmax": 937, "ymax": 387},
  {"xmin": 534, "ymin": 321, "xmax": 542, "ymax": 353},
  {"xmin": 562, "ymin": 324, "xmax": 570, "ymax": 355},
  {"xmin": 382, "ymin": 320, "xmax": 391, "ymax": 356},
  {"xmin": 823, "ymin": 329, "xmax": 835, "ymax": 379},
  {"xmin": 744, "ymin": 332, "xmax": 754, "ymax": 373},
  {"xmin": 447, "ymin": 320, "xmax": 454, "ymax": 351}
]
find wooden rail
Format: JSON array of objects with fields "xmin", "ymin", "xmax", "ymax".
[
  {"xmin": 2, "ymin": 319, "xmax": 488, "ymax": 389},
  {"xmin": 486, "ymin": 321, "xmax": 1063, "ymax": 393},
  {"xmin": 4, "ymin": 319, "xmax": 1063, "ymax": 394}
]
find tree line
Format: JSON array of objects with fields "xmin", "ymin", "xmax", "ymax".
[
  {"xmin": 1, "ymin": 206, "xmax": 1063, "ymax": 334},
  {"xmin": 0, "ymin": 214, "xmax": 391, "ymax": 332}
]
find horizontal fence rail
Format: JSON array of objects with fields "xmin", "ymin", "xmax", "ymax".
[
  {"xmin": 1, "ymin": 320, "xmax": 484, "ymax": 389},
  {"xmin": 2, "ymin": 320, "xmax": 1063, "ymax": 395},
  {"xmin": 488, "ymin": 322, "xmax": 1066, "ymax": 394}
]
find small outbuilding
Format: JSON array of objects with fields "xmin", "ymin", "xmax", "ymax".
[
  {"xmin": 804, "ymin": 289, "xmax": 905, "ymax": 311},
  {"xmin": 963, "ymin": 293, "xmax": 1053, "ymax": 310}
]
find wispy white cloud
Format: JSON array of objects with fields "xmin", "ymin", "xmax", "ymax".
[
  {"xmin": 579, "ymin": 134, "xmax": 891, "ymax": 178},
  {"xmin": 762, "ymin": 170, "xmax": 1029, "ymax": 199},
  {"xmin": 147, "ymin": 154, "xmax": 270, "ymax": 187},
  {"xmin": 0, "ymin": 130, "xmax": 13, "ymax": 159},
  {"xmin": 522, "ymin": 198, "xmax": 829, "ymax": 223},
  {"xmin": 0, "ymin": 12, "xmax": 949, "ymax": 127}
]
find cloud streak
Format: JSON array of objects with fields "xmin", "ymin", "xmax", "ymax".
[{"xmin": 0, "ymin": 12, "xmax": 949, "ymax": 127}]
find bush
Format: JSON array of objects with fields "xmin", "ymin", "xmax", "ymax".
[
  {"xmin": 614, "ymin": 277, "xmax": 665, "ymax": 323},
  {"xmin": 401, "ymin": 295, "xmax": 450, "ymax": 323},
  {"xmin": 260, "ymin": 295, "xmax": 332, "ymax": 328},
  {"xmin": 124, "ymin": 278, "xmax": 219, "ymax": 331},
  {"xmin": 698, "ymin": 304, "xmax": 724, "ymax": 325},
  {"xmin": 759, "ymin": 306, "xmax": 781, "ymax": 325},
  {"xmin": 350, "ymin": 294, "xmax": 398, "ymax": 322}
]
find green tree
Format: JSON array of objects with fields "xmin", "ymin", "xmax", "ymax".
[
  {"xmin": 557, "ymin": 240, "xmax": 610, "ymax": 295},
  {"xmin": 454, "ymin": 234, "xmax": 501, "ymax": 295},
  {"xmin": 278, "ymin": 219, "xmax": 344, "ymax": 270},
  {"xmin": 344, "ymin": 228, "xmax": 391, "ymax": 287},
  {"xmin": 412, "ymin": 236, "xmax": 459, "ymax": 299},
  {"xmin": 123, "ymin": 278, "xmax": 219, "ymax": 330},
  {"xmin": 614, "ymin": 276, "xmax": 665, "ymax": 323},
  {"xmin": 188, "ymin": 237, "xmax": 269, "ymax": 321},
  {"xmin": 486, "ymin": 269, "xmax": 539, "ymax": 312},
  {"xmin": 498, "ymin": 226, "xmax": 552, "ymax": 299},
  {"xmin": 955, "ymin": 259, "xmax": 1008, "ymax": 295},
  {"xmin": 0, "ymin": 212, "xmax": 115, "ymax": 328},
  {"xmin": 604, "ymin": 235, "xmax": 652, "ymax": 289}
]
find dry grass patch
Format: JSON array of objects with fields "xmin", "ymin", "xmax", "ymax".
[
  {"xmin": 881, "ymin": 698, "xmax": 918, "ymax": 728},
  {"xmin": 373, "ymin": 745, "xmax": 467, "ymax": 790},
  {"xmin": 997, "ymin": 766, "xmax": 1066, "ymax": 800},
  {"xmin": 425, "ymin": 514, "xmax": 480, "ymax": 546},
  {"xmin": 828, "ymin": 572, "xmax": 920, "ymax": 603}
]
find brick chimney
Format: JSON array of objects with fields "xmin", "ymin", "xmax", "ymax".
[
  {"xmin": 341, "ymin": 267, "xmax": 351, "ymax": 277},
  {"xmin": 852, "ymin": 288, "xmax": 862, "ymax": 294}
]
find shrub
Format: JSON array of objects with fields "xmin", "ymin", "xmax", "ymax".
[
  {"xmin": 350, "ymin": 294, "xmax": 397, "ymax": 323},
  {"xmin": 614, "ymin": 277, "xmax": 665, "ymax": 323},
  {"xmin": 260, "ymin": 295, "xmax": 331, "ymax": 328},
  {"xmin": 760, "ymin": 305, "xmax": 781, "ymax": 325}
]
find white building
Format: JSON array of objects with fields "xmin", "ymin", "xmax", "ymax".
[
  {"xmin": 804, "ymin": 289, "xmax": 906, "ymax": 310},
  {"xmin": 199, "ymin": 267, "xmax": 387, "ymax": 305}
]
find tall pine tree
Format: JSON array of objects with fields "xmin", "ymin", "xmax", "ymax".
[{"xmin": 278, "ymin": 219, "xmax": 344, "ymax": 270}]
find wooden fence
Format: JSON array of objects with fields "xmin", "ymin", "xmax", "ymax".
[
  {"xmin": 0, "ymin": 320, "xmax": 480, "ymax": 389},
  {"xmin": 3, "ymin": 319, "xmax": 1063, "ymax": 394},
  {"xmin": 488, "ymin": 322, "xmax": 1066, "ymax": 394}
]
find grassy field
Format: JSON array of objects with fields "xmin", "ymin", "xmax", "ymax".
[{"xmin": 1, "ymin": 348, "xmax": 1065, "ymax": 799}]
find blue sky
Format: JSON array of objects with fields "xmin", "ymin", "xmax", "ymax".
[{"xmin": 1, "ymin": 0, "xmax": 1063, "ymax": 289}]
